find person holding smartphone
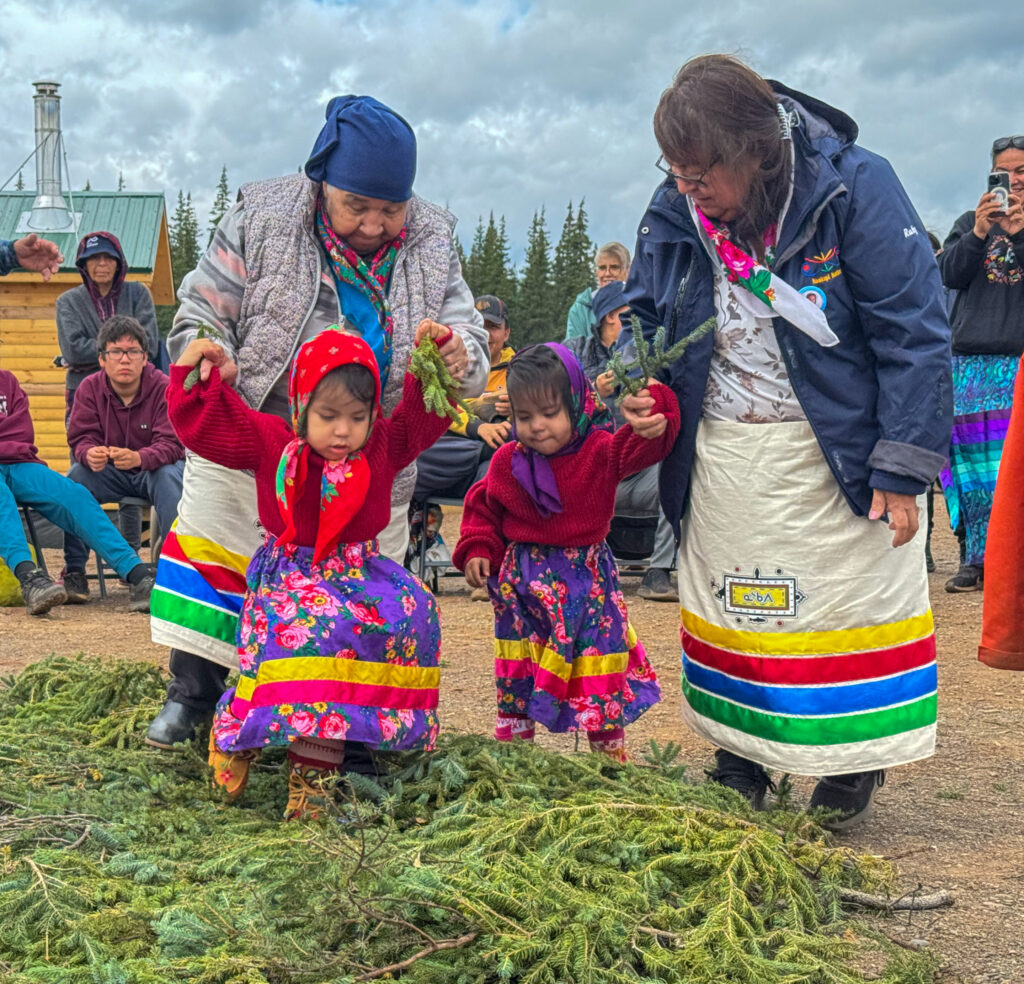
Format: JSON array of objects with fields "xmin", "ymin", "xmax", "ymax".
[{"xmin": 938, "ymin": 136, "xmax": 1024, "ymax": 592}]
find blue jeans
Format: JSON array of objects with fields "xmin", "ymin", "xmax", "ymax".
[
  {"xmin": 64, "ymin": 461, "xmax": 184, "ymax": 571},
  {"xmin": 0, "ymin": 462, "xmax": 141, "ymax": 578}
]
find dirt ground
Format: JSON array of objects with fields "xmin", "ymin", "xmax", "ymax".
[{"xmin": 1, "ymin": 503, "xmax": 1021, "ymax": 984}]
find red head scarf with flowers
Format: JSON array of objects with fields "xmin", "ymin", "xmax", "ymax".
[{"xmin": 275, "ymin": 327, "xmax": 382, "ymax": 563}]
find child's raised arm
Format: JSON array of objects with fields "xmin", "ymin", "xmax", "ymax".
[
  {"xmin": 167, "ymin": 363, "xmax": 290, "ymax": 473},
  {"xmin": 382, "ymin": 324, "xmax": 458, "ymax": 470},
  {"xmin": 611, "ymin": 381, "xmax": 681, "ymax": 480}
]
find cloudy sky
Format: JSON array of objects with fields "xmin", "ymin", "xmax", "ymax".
[{"xmin": 0, "ymin": 0, "xmax": 1016, "ymax": 262}]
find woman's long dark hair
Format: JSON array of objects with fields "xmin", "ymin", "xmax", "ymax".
[{"xmin": 654, "ymin": 54, "xmax": 789, "ymax": 256}]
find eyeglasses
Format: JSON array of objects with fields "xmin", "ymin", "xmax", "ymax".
[
  {"xmin": 655, "ymin": 154, "xmax": 718, "ymax": 188},
  {"xmin": 102, "ymin": 348, "xmax": 145, "ymax": 361},
  {"xmin": 992, "ymin": 136, "xmax": 1024, "ymax": 154}
]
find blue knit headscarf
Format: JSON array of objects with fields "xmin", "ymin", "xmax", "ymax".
[{"xmin": 304, "ymin": 95, "xmax": 417, "ymax": 202}]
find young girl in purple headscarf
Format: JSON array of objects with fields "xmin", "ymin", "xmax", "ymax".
[{"xmin": 453, "ymin": 343, "xmax": 679, "ymax": 760}]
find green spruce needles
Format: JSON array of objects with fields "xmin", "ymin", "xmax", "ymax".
[
  {"xmin": 0, "ymin": 655, "xmax": 940, "ymax": 984},
  {"xmin": 606, "ymin": 315, "xmax": 715, "ymax": 398},
  {"xmin": 409, "ymin": 336, "xmax": 476, "ymax": 424}
]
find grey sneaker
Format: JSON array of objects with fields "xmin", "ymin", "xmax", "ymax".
[
  {"xmin": 128, "ymin": 572, "xmax": 155, "ymax": 613},
  {"xmin": 638, "ymin": 567, "xmax": 678, "ymax": 602},
  {"xmin": 20, "ymin": 569, "xmax": 68, "ymax": 616},
  {"xmin": 61, "ymin": 568, "xmax": 90, "ymax": 604}
]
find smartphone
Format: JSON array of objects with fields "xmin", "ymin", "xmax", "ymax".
[{"xmin": 988, "ymin": 170, "xmax": 1011, "ymax": 213}]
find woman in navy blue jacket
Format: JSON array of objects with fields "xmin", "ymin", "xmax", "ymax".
[{"xmin": 622, "ymin": 55, "xmax": 952, "ymax": 829}]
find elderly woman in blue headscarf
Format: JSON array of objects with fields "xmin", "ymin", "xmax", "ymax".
[{"xmin": 145, "ymin": 95, "xmax": 488, "ymax": 750}]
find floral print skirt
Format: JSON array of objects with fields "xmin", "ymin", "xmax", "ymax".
[
  {"xmin": 212, "ymin": 539, "xmax": 440, "ymax": 754},
  {"xmin": 489, "ymin": 541, "xmax": 660, "ymax": 733}
]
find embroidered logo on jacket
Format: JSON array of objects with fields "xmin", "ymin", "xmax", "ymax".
[{"xmin": 801, "ymin": 247, "xmax": 841, "ymax": 285}]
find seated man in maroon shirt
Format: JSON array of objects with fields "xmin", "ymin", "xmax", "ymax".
[
  {"xmin": 62, "ymin": 315, "xmax": 184, "ymax": 602},
  {"xmin": 0, "ymin": 364, "xmax": 155, "ymax": 615}
]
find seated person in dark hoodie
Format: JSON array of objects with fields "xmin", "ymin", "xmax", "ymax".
[
  {"xmin": 61, "ymin": 316, "xmax": 184, "ymax": 603},
  {"xmin": 0, "ymin": 366, "xmax": 155, "ymax": 616},
  {"xmin": 565, "ymin": 281, "xmax": 679, "ymax": 601},
  {"xmin": 56, "ymin": 231, "xmax": 160, "ymax": 412}
]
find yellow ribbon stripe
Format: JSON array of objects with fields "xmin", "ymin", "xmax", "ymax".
[
  {"xmin": 681, "ymin": 608, "xmax": 934, "ymax": 657},
  {"xmin": 494, "ymin": 638, "xmax": 631, "ymax": 681},
  {"xmin": 174, "ymin": 532, "xmax": 252, "ymax": 574},
  {"xmin": 235, "ymin": 656, "xmax": 440, "ymax": 701}
]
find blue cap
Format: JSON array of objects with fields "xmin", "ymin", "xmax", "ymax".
[
  {"xmin": 592, "ymin": 281, "xmax": 627, "ymax": 324},
  {"xmin": 304, "ymin": 95, "xmax": 416, "ymax": 203}
]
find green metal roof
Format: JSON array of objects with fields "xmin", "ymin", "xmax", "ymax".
[{"xmin": 0, "ymin": 191, "xmax": 166, "ymax": 273}]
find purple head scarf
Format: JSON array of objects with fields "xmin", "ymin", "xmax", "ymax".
[{"xmin": 509, "ymin": 342, "xmax": 614, "ymax": 517}]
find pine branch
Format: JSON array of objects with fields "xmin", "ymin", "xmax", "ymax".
[
  {"xmin": 606, "ymin": 315, "xmax": 716, "ymax": 397},
  {"xmin": 182, "ymin": 323, "xmax": 225, "ymax": 392},
  {"xmin": 408, "ymin": 336, "xmax": 476, "ymax": 423},
  {"xmin": 838, "ymin": 887, "xmax": 954, "ymax": 911},
  {"xmin": 353, "ymin": 931, "xmax": 478, "ymax": 981}
]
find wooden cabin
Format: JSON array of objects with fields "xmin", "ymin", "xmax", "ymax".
[{"xmin": 0, "ymin": 192, "xmax": 173, "ymax": 471}]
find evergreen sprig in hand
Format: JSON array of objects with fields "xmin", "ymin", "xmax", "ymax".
[
  {"xmin": 606, "ymin": 314, "xmax": 715, "ymax": 398},
  {"xmin": 182, "ymin": 323, "xmax": 226, "ymax": 392},
  {"xmin": 410, "ymin": 325, "xmax": 476, "ymax": 424}
]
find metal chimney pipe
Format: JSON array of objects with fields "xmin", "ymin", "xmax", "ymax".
[{"xmin": 28, "ymin": 80, "xmax": 74, "ymax": 232}]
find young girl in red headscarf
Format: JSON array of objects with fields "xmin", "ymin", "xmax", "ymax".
[{"xmin": 167, "ymin": 322, "xmax": 452, "ymax": 819}]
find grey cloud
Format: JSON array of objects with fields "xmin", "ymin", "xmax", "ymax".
[{"xmin": 0, "ymin": 0, "xmax": 1012, "ymax": 264}]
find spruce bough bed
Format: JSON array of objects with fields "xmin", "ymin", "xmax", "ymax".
[{"xmin": 0, "ymin": 655, "xmax": 939, "ymax": 983}]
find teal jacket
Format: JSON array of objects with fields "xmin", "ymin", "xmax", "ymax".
[{"xmin": 563, "ymin": 286, "xmax": 596, "ymax": 341}]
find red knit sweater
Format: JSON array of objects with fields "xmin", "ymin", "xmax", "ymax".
[
  {"xmin": 166, "ymin": 364, "xmax": 451, "ymax": 546},
  {"xmin": 453, "ymin": 383, "xmax": 680, "ymax": 572}
]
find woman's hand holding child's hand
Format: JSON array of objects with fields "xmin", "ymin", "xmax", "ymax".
[
  {"xmin": 621, "ymin": 382, "xmax": 668, "ymax": 439},
  {"xmin": 465, "ymin": 557, "xmax": 490, "ymax": 589},
  {"xmin": 177, "ymin": 338, "xmax": 238, "ymax": 386}
]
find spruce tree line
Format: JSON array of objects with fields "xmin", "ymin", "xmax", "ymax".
[
  {"xmin": 157, "ymin": 165, "xmax": 233, "ymax": 337},
  {"xmin": 459, "ymin": 200, "xmax": 598, "ymax": 347}
]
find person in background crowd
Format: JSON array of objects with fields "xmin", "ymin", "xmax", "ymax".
[
  {"xmin": 623, "ymin": 54, "xmax": 950, "ymax": 829},
  {"xmin": 56, "ymin": 231, "xmax": 160, "ymax": 411},
  {"xmin": 566, "ymin": 281, "xmax": 679, "ymax": 601},
  {"xmin": 144, "ymin": 94, "xmax": 487, "ymax": 750},
  {"xmin": 410, "ymin": 294, "xmax": 514, "ymax": 599},
  {"xmin": 61, "ymin": 316, "xmax": 184, "ymax": 603},
  {"xmin": 921, "ymin": 231, "xmax": 956, "ymax": 575},
  {"xmin": 56, "ymin": 231, "xmax": 161, "ymax": 558},
  {"xmin": 0, "ymin": 367, "xmax": 155, "ymax": 615},
  {"xmin": 937, "ymin": 137, "xmax": 1024, "ymax": 593},
  {"xmin": 564, "ymin": 242, "xmax": 631, "ymax": 341}
]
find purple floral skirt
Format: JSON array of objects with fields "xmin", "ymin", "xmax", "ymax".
[
  {"xmin": 212, "ymin": 539, "xmax": 440, "ymax": 754},
  {"xmin": 489, "ymin": 541, "xmax": 661, "ymax": 733}
]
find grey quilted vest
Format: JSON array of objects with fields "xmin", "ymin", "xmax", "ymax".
[{"xmin": 235, "ymin": 173, "xmax": 457, "ymax": 504}]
